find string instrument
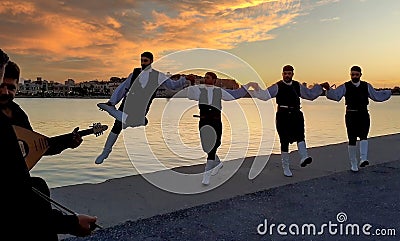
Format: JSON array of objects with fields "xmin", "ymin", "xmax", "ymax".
[
  {"xmin": 32, "ymin": 187, "xmax": 103, "ymax": 230},
  {"xmin": 13, "ymin": 123, "xmax": 108, "ymax": 170}
]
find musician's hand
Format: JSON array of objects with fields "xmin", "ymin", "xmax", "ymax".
[
  {"xmin": 70, "ymin": 127, "xmax": 83, "ymax": 149},
  {"xmin": 71, "ymin": 214, "xmax": 98, "ymax": 237}
]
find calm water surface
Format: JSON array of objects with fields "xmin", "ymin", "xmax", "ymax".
[{"xmin": 14, "ymin": 96, "xmax": 400, "ymax": 188}]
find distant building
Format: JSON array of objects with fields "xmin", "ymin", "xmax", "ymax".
[
  {"xmin": 18, "ymin": 79, "xmax": 41, "ymax": 95},
  {"xmin": 65, "ymin": 79, "xmax": 75, "ymax": 86},
  {"xmin": 16, "ymin": 73, "xmax": 256, "ymax": 98}
]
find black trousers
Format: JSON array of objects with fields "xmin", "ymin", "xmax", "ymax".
[
  {"xmin": 345, "ymin": 111, "xmax": 370, "ymax": 145},
  {"xmin": 199, "ymin": 119, "xmax": 222, "ymax": 160},
  {"xmin": 110, "ymin": 99, "xmax": 126, "ymax": 134},
  {"xmin": 276, "ymin": 109, "xmax": 305, "ymax": 152},
  {"xmin": 111, "ymin": 98, "xmax": 149, "ymax": 133},
  {"xmin": 30, "ymin": 176, "xmax": 60, "ymax": 241}
]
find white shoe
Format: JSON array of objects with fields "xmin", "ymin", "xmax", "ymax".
[
  {"xmin": 95, "ymin": 132, "xmax": 118, "ymax": 165},
  {"xmin": 95, "ymin": 150, "xmax": 111, "ymax": 164},
  {"xmin": 300, "ymin": 156, "xmax": 312, "ymax": 167},
  {"xmin": 350, "ymin": 163, "xmax": 359, "ymax": 172},
  {"xmin": 360, "ymin": 160, "xmax": 369, "ymax": 167},
  {"xmin": 360, "ymin": 140, "xmax": 368, "ymax": 167},
  {"xmin": 348, "ymin": 145, "xmax": 359, "ymax": 172},
  {"xmin": 283, "ymin": 166, "xmax": 293, "ymax": 177},
  {"xmin": 97, "ymin": 103, "xmax": 116, "ymax": 112},
  {"xmin": 211, "ymin": 162, "xmax": 223, "ymax": 176},
  {"xmin": 297, "ymin": 141, "xmax": 312, "ymax": 167},
  {"xmin": 281, "ymin": 152, "xmax": 292, "ymax": 177},
  {"xmin": 202, "ymin": 170, "xmax": 212, "ymax": 185},
  {"xmin": 350, "ymin": 157, "xmax": 359, "ymax": 172},
  {"xmin": 97, "ymin": 103, "xmax": 127, "ymax": 123}
]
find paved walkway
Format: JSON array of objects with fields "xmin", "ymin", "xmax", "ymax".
[
  {"xmin": 65, "ymin": 159, "xmax": 400, "ymax": 240},
  {"xmin": 54, "ymin": 134, "xmax": 400, "ymax": 229}
]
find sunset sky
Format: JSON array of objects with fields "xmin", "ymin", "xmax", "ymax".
[{"xmin": 1, "ymin": 0, "xmax": 399, "ymax": 88}]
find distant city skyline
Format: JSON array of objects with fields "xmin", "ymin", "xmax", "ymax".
[
  {"xmin": 1, "ymin": 0, "xmax": 400, "ymax": 88},
  {"xmin": 19, "ymin": 73, "xmax": 400, "ymax": 90}
]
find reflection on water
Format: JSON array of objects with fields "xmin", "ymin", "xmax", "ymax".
[{"xmin": 14, "ymin": 96, "xmax": 400, "ymax": 188}]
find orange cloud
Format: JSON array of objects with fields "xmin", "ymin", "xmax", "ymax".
[
  {"xmin": 0, "ymin": 1, "xmax": 35, "ymax": 15},
  {"xmin": 106, "ymin": 17, "xmax": 122, "ymax": 29},
  {"xmin": 0, "ymin": 0, "xmax": 304, "ymax": 82},
  {"xmin": 142, "ymin": 0, "xmax": 301, "ymax": 50}
]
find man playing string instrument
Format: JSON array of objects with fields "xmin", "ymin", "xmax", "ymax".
[{"xmin": 0, "ymin": 52, "xmax": 97, "ymax": 240}]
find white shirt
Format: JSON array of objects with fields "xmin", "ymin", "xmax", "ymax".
[
  {"xmin": 326, "ymin": 81, "xmax": 391, "ymax": 102},
  {"xmin": 109, "ymin": 66, "xmax": 187, "ymax": 105},
  {"xmin": 253, "ymin": 81, "xmax": 323, "ymax": 101},
  {"xmin": 187, "ymin": 84, "xmax": 249, "ymax": 103}
]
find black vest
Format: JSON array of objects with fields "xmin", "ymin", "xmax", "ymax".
[
  {"xmin": 199, "ymin": 87, "xmax": 222, "ymax": 119},
  {"xmin": 125, "ymin": 69, "xmax": 159, "ymax": 123},
  {"xmin": 128, "ymin": 68, "xmax": 143, "ymax": 89},
  {"xmin": 120, "ymin": 68, "xmax": 142, "ymax": 108},
  {"xmin": 344, "ymin": 81, "xmax": 369, "ymax": 111},
  {"xmin": 276, "ymin": 80, "xmax": 301, "ymax": 108}
]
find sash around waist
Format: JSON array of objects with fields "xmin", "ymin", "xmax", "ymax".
[
  {"xmin": 277, "ymin": 105, "xmax": 301, "ymax": 111},
  {"xmin": 346, "ymin": 106, "xmax": 368, "ymax": 112},
  {"xmin": 198, "ymin": 114, "xmax": 221, "ymax": 120}
]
